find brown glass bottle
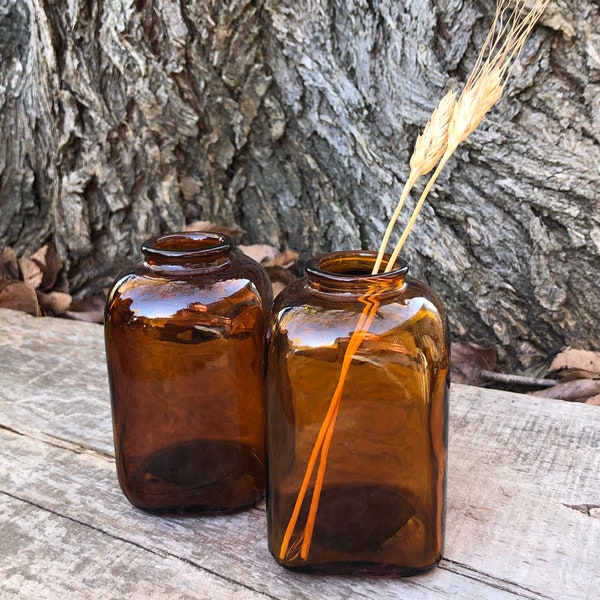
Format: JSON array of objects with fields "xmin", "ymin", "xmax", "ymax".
[
  {"xmin": 105, "ymin": 232, "xmax": 272, "ymax": 514},
  {"xmin": 266, "ymin": 250, "xmax": 449, "ymax": 574}
]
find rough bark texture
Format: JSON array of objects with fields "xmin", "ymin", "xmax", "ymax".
[{"xmin": 1, "ymin": 0, "xmax": 599, "ymax": 369}]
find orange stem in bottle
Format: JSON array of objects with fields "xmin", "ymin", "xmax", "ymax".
[{"xmin": 279, "ymin": 290, "xmax": 381, "ymax": 561}]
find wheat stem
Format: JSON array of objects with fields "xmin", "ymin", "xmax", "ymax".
[
  {"xmin": 385, "ymin": 155, "xmax": 450, "ymax": 271},
  {"xmin": 299, "ymin": 297, "xmax": 379, "ymax": 558},
  {"xmin": 373, "ymin": 90, "xmax": 456, "ymax": 274},
  {"xmin": 372, "ymin": 173, "xmax": 419, "ymax": 274}
]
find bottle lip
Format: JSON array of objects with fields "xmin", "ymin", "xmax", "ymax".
[
  {"xmin": 141, "ymin": 231, "xmax": 234, "ymax": 263},
  {"xmin": 305, "ymin": 250, "xmax": 409, "ymax": 283}
]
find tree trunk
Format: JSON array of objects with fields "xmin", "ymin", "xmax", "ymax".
[{"xmin": 1, "ymin": 0, "xmax": 599, "ymax": 369}]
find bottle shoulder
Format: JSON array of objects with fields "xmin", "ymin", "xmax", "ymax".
[{"xmin": 105, "ymin": 252, "xmax": 271, "ymax": 324}]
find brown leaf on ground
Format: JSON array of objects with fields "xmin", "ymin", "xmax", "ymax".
[
  {"xmin": 64, "ymin": 293, "xmax": 106, "ymax": 323},
  {"xmin": 263, "ymin": 248, "xmax": 300, "ymax": 269},
  {"xmin": 548, "ymin": 348, "xmax": 600, "ymax": 379},
  {"xmin": 0, "ymin": 280, "xmax": 41, "ymax": 316},
  {"xmin": 531, "ymin": 378, "xmax": 600, "ymax": 402},
  {"xmin": 451, "ymin": 342, "xmax": 496, "ymax": 386},
  {"xmin": 29, "ymin": 244, "xmax": 62, "ymax": 291},
  {"xmin": 585, "ymin": 394, "xmax": 600, "ymax": 406},
  {"xmin": 238, "ymin": 243, "xmax": 281, "ymax": 265},
  {"xmin": 265, "ymin": 265, "xmax": 296, "ymax": 297},
  {"xmin": 0, "ymin": 247, "xmax": 19, "ymax": 280},
  {"xmin": 18, "ymin": 257, "xmax": 44, "ymax": 289},
  {"xmin": 238, "ymin": 244, "xmax": 299, "ymax": 268},
  {"xmin": 184, "ymin": 221, "xmax": 243, "ymax": 240},
  {"xmin": 239, "ymin": 245, "xmax": 299, "ymax": 296},
  {"xmin": 37, "ymin": 291, "xmax": 72, "ymax": 315}
]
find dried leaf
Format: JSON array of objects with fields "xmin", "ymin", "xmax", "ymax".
[
  {"xmin": 18, "ymin": 257, "xmax": 43, "ymax": 289},
  {"xmin": 64, "ymin": 308, "xmax": 105, "ymax": 323},
  {"xmin": 532, "ymin": 379, "xmax": 600, "ymax": 402},
  {"xmin": 238, "ymin": 243, "xmax": 281, "ymax": 265},
  {"xmin": 265, "ymin": 265, "xmax": 295, "ymax": 285},
  {"xmin": 64, "ymin": 293, "xmax": 106, "ymax": 324},
  {"xmin": 239, "ymin": 244, "xmax": 299, "ymax": 271},
  {"xmin": 0, "ymin": 280, "xmax": 41, "ymax": 316},
  {"xmin": 548, "ymin": 348, "xmax": 600, "ymax": 379},
  {"xmin": 37, "ymin": 291, "xmax": 72, "ymax": 315},
  {"xmin": 0, "ymin": 247, "xmax": 19, "ymax": 280},
  {"xmin": 184, "ymin": 221, "xmax": 243, "ymax": 240},
  {"xmin": 585, "ymin": 394, "xmax": 600, "ymax": 406},
  {"xmin": 450, "ymin": 342, "xmax": 496, "ymax": 386},
  {"xmin": 264, "ymin": 248, "xmax": 299, "ymax": 269},
  {"xmin": 29, "ymin": 244, "xmax": 62, "ymax": 291},
  {"xmin": 271, "ymin": 280, "xmax": 288, "ymax": 297},
  {"xmin": 239, "ymin": 246, "xmax": 299, "ymax": 297},
  {"xmin": 265, "ymin": 265, "xmax": 296, "ymax": 297}
]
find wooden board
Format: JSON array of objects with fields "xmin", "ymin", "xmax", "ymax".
[{"xmin": 1, "ymin": 308, "xmax": 599, "ymax": 599}]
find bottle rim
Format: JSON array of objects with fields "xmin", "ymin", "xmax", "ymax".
[
  {"xmin": 305, "ymin": 250, "xmax": 409, "ymax": 283},
  {"xmin": 141, "ymin": 231, "xmax": 234, "ymax": 262}
]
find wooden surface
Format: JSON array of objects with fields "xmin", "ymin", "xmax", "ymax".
[{"xmin": 0, "ymin": 307, "xmax": 599, "ymax": 599}]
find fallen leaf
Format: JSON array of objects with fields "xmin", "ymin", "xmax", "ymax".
[
  {"xmin": 64, "ymin": 309, "xmax": 104, "ymax": 323},
  {"xmin": 37, "ymin": 290, "xmax": 72, "ymax": 315},
  {"xmin": 238, "ymin": 243, "xmax": 281, "ymax": 265},
  {"xmin": 239, "ymin": 244, "xmax": 299, "ymax": 270},
  {"xmin": 265, "ymin": 265, "xmax": 295, "ymax": 284},
  {"xmin": 271, "ymin": 281, "xmax": 286, "ymax": 296},
  {"xmin": 585, "ymin": 394, "xmax": 600, "ymax": 406},
  {"xmin": 0, "ymin": 280, "xmax": 41, "ymax": 316},
  {"xmin": 450, "ymin": 342, "xmax": 496, "ymax": 386},
  {"xmin": 238, "ymin": 246, "xmax": 299, "ymax": 296},
  {"xmin": 18, "ymin": 257, "xmax": 43, "ymax": 289},
  {"xmin": 264, "ymin": 248, "xmax": 299, "ymax": 269},
  {"xmin": 265, "ymin": 265, "xmax": 296, "ymax": 297},
  {"xmin": 64, "ymin": 292, "xmax": 106, "ymax": 323},
  {"xmin": 531, "ymin": 378, "xmax": 600, "ymax": 402},
  {"xmin": 0, "ymin": 247, "xmax": 19, "ymax": 280},
  {"xmin": 548, "ymin": 348, "xmax": 600, "ymax": 379},
  {"xmin": 29, "ymin": 244, "xmax": 62, "ymax": 291},
  {"xmin": 184, "ymin": 221, "xmax": 243, "ymax": 240}
]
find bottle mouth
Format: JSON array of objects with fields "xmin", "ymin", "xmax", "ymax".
[
  {"xmin": 305, "ymin": 250, "xmax": 408, "ymax": 282},
  {"xmin": 141, "ymin": 232, "xmax": 234, "ymax": 262}
]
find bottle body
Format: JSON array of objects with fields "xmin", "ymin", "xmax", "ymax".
[
  {"xmin": 105, "ymin": 232, "xmax": 272, "ymax": 513},
  {"xmin": 266, "ymin": 250, "xmax": 449, "ymax": 574}
]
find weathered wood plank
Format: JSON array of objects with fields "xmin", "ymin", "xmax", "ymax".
[
  {"xmin": 0, "ymin": 494, "xmax": 269, "ymax": 600},
  {"xmin": 1, "ymin": 308, "xmax": 599, "ymax": 599},
  {"xmin": 0, "ymin": 308, "xmax": 112, "ymax": 452},
  {"xmin": 446, "ymin": 389, "xmax": 600, "ymax": 600},
  {"xmin": 0, "ymin": 428, "xmax": 520, "ymax": 600}
]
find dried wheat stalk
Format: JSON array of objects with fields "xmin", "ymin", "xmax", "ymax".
[
  {"xmin": 382, "ymin": 0, "xmax": 550, "ymax": 271},
  {"xmin": 372, "ymin": 90, "xmax": 456, "ymax": 274}
]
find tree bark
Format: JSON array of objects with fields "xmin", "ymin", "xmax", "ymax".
[{"xmin": 1, "ymin": 0, "xmax": 599, "ymax": 369}]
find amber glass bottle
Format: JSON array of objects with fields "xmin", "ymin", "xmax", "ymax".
[
  {"xmin": 266, "ymin": 250, "xmax": 449, "ymax": 574},
  {"xmin": 105, "ymin": 232, "xmax": 272, "ymax": 514}
]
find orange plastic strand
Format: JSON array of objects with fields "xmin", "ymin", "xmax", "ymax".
[
  {"xmin": 279, "ymin": 286, "xmax": 379, "ymax": 559},
  {"xmin": 300, "ymin": 298, "xmax": 379, "ymax": 558},
  {"xmin": 279, "ymin": 299, "xmax": 377, "ymax": 559}
]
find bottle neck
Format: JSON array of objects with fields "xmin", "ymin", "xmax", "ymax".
[
  {"xmin": 305, "ymin": 250, "xmax": 408, "ymax": 297},
  {"xmin": 141, "ymin": 232, "xmax": 234, "ymax": 273}
]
